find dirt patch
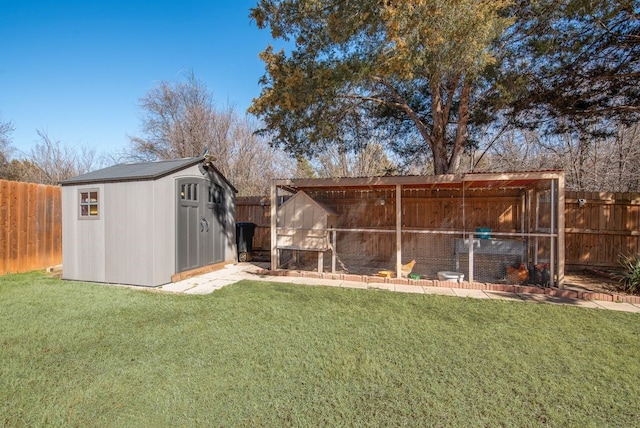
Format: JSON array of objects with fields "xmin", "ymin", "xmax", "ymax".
[{"xmin": 564, "ymin": 268, "xmax": 624, "ymax": 295}]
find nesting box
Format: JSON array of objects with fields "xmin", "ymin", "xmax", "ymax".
[{"xmin": 276, "ymin": 191, "xmax": 338, "ymax": 250}]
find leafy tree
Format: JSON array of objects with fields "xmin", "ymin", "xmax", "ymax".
[
  {"xmin": 504, "ymin": 0, "xmax": 640, "ymax": 134},
  {"xmin": 249, "ymin": 0, "xmax": 512, "ymax": 175},
  {"xmin": 294, "ymin": 155, "xmax": 316, "ymax": 179}
]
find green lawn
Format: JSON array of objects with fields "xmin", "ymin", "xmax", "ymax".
[{"xmin": 1, "ymin": 272, "xmax": 639, "ymax": 427}]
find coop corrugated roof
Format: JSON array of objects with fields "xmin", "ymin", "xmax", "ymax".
[{"xmin": 274, "ymin": 170, "xmax": 564, "ymax": 191}]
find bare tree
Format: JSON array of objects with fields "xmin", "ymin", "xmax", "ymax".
[
  {"xmin": 209, "ymin": 108, "xmax": 295, "ymax": 196},
  {"xmin": 129, "ymin": 71, "xmax": 214, "ymax": 160},
  {"xmin": 0, "ymin": 115, "xmax": 16, "ymax": 179},
  {"xmin": 478, "ymin": 124, "xmax": 640, "ymax": 192},
  {"xmin": 129, "ymin": 72, "xmax": 295, "ymax": 195},
  {"xmin": 27, "ymin": 129, "xmax": 99, "ymax": 185},
  {"xmin": 481, "ymin": 130, "xmax": 558, "ymax": 173},
  {"xmin": 313, "ymin": 142, "xmax": 398, "ymax": 178},
  {"xmin": 612, "ymin": 125, "xmax": 640, "ymax": 192}
]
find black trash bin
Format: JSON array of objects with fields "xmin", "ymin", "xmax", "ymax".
[{"xmin": 236, "ymin": 222, "xmax": 257, "ymax": 262}]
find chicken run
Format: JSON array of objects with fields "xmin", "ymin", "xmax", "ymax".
[{"xmin": 270, "ymin": 172, "xmax": 565, "ymax": 287}]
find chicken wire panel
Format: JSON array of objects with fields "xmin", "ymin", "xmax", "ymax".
[
  {"xmin": 277, "ymin": 248, "xmax": 332, "ymax": 271},
  {"xmin": 330, "ymin": 230, "xmax": 396, "ymax": 275},
  {"xmin": 452, "ymin": 234, "xmax": 554, "ymax": 286},
  {"xmin": 275, "ymin": 230, "xmax": 397, "ymax": 275},
  {"xmin": 401, "ymin": 231, "xmax": 463, "ymax": 279}
]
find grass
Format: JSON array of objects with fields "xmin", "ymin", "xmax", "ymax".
[{"xmin": 1, "ymin": 272, "xmax": 639, "ymax": 427}]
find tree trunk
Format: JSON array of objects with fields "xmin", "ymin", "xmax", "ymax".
[
  {"xmin": 448, "ymin": 80, "xmax": 472, "ymax": 174},
  {"xmin": 430, "ymin": 79, "xmax": 449, "ymax": 175}
]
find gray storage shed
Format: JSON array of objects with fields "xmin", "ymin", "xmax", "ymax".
[{"xmin": 61, "ymin": 156, "xmax": 237, "ymax": 287}]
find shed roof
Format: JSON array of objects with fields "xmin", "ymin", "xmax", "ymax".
[{"xmin": 61, "ymin": 156, "xmax": 237, "ymax": 192}]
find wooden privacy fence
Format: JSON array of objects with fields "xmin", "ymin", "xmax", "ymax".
[
  {"xmin": 1, "ymin": 185, "xmax": 637, "ymax": 274},
  {"xmin": 565, "ymin": 191, "xmax": 640, "ymax": 268},
  {"xmin": 238, "ymin": 191, "xmax": 640, "ymax": 269},
  {"xmin": 0, "ymin": 180, "xmax": 62, "ymax": 274}
]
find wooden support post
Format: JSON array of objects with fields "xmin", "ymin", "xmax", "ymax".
[
  {"xmin": 557, "ymin": 173, "xmax": 565, "ymax": 287},
  {"xmin": 550, "ymin": 183, "xmax": 556, "ymax": 287},
  {"xmin": 270, "ymin": 182, "xmax": 278, "ymax": 270},
  {"xmin": 395, "ymin": 184, "xmax": 402, "ymax": 279},
  {"xmin": 331, "ymin": 229, "xmax": 336, "ymax": 274},
  {"xmin": 468, "ymin": 232, "xmax": 474, "ymax": 283}
]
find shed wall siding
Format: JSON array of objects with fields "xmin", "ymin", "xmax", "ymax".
[
  {"xmin": 151, "ymin": 173, "xmax": 178, "ymax": 286},
  {"xmin": 208, "ymin": 170, "xmax": 237, "ymax": 263},
  {"xmin": 224, "ymin": 188, "xmax": 237, "ymax": 261},
  {"xmin": 62, "ymin": 184, "xmax": 106, "ymax": 282},
  {"xmin": 104, "ymin": 181, "xmax": 155, "ymax": 286}
]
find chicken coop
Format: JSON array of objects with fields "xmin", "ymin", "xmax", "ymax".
[
  {"xmin": 275, "ymin": 190, "xmax": 338, "ymax": 272},
  {"xmin": 270, "ymin": 171, "xmax": 565, "ymax": 287}
]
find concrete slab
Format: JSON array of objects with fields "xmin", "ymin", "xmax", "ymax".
[
  {"xmin": 422, "ymin": 286, "xmax": 456, "ymax": 296},
  {"xmin": 592, "ymin": 300, "xmax": 640, "ymax": 313},
  {"xmin": 184, "ymin": 283, "xmax": 219, "ymax": 294},
  {"xmin": 217, "ymin": 274, "xmax": 251, "ymax": 282},
  {"xmin": 561, "ymin": 299, "xmax": 603, "ymax": 309},
  {"xmin": 160, "ymin": 282, "xmax": 197, "ymax": 293},
  {"xmin": 367, "ymin": 282, "xmax": 394, "ymax": 291},
  {"xmin": 452, "ymin": 289, "xmax": 490, "ymax": 299},
  {"xmin": 483, "ymin": 291, "xmax": 523, "ymax": 302},
  {"xmin": 341, "ymin": 281, "xmax": 368, "ymax": 289},
  {"xmin": 296, "ymin": 278, "xmax": 343, "ymax": 286},
  {"xmin": 252, "ymin": 275, "xmax": 299, "ymax": 283},
  {"xmin": 394, "ymin": 284, "xmax": 425, "ymax": 294}
]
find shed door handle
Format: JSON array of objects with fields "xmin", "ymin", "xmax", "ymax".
[{"xmin": 200, "ymin": 218, "xmax": 209, "ymax": 232}]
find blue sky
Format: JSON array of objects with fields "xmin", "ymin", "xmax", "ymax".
[{"xmin": 0, "ymin": 0, "xmax": 276, "ymax": 156}]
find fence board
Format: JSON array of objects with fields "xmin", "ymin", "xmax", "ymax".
[
  {"xmin": 564, "ymin": 191, "xmax": 640, "ymax": 267},
  {"xmin": 0, "ymin": 180, "xmax": 62, "ymax": 275},
  {"xmin": 0, "ymin": 180, "xmax": 8, "ymax": 274}
]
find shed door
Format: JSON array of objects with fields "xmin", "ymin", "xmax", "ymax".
[{"xmin": 176, "ymin": 178, "xmax": 223, "ymax": 273}]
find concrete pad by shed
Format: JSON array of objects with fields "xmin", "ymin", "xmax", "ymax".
[
  {"xmin": 184, "ymin": 284, "xmax": 217, "ymax": 294},
  {"xmin": 160, "ymin": 281, "xmax": 198, "ymax": 293}
]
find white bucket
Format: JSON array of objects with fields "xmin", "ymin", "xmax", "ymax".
[{"xmin": 437, "ymin": 271, "xmax": 464, "ymax": 283}]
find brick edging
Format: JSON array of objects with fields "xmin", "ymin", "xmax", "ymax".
[{"xmin": 257, "ymin": 270, "xmax": 640, "ymax": 305}]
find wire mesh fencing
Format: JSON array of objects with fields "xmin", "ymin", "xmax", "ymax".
[
  {"xmin": 275, "ymin": 228, "xmax": 553, "ymax": 286},
  {"xmin": 271, "ymin": 172, "xmax": 562, "ymax": 286}
]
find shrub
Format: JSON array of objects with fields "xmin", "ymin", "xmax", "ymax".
[{"xmin": 616, "ymin": 253, "xmax": 640, "ymax": 295}]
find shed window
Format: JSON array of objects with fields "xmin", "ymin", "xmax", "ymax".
[
  {"xmin": 180, "ymin": 183, "xmax": 198, "ymax": 201},
  {"xmin": 79, "ymin": 190, "xmax": 99, "ymax": 219}
]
